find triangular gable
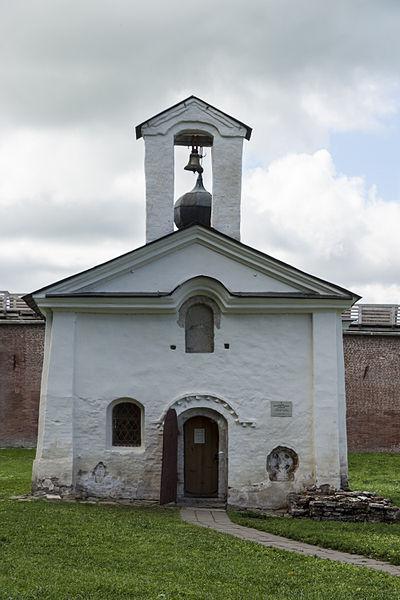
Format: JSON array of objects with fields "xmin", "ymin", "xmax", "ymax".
[
  {"xmin": 25, "ymin": 225, "xmax": 359, "ymax": 312},
  {"xmin": 75, "ymin": 242, "xmax": 299, "ymax": 295},
  {"xmin": 135, "ymin": 96, "xmax": 252, "ymax": 141}
]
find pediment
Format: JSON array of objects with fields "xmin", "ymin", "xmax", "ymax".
[
  {"xmin": 76, "ymin": 241, "xmax": 300, "ymax": 295},
  {"xmin": 26, "ymin": 226, "xmax": 358, "ymax": 311},
  {"xmin": 136, "ymin": 96, "xmax": 252, "ymax": 140}
]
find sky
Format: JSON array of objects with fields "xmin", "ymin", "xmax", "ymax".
[{"xmin": 1, "ymin": 0, "xmax": 399, "ymax": 302}]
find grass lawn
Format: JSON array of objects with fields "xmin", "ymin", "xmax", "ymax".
[
  {"xmin": 349, "ymin": 453, "xmax": 400, "ymax": 506},
  {"xmin": 231, "ymin": 452, "xmax": 400, "ymax": 569},
  {"xmin": 1, "ymin": 451, "xmax": 400, "ymax": 599}
]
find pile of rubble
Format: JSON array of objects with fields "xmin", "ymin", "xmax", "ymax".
[{"xmin": 288, "ymin": 486, "xmax": 400, "ymax": 523}]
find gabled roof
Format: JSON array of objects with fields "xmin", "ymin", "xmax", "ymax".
[
  {"xmin": 135, "ymin": 95, "xmax": 252, "ymax": 141},
  {"xmin": 23, "ymin": 224, "xmax": 360, "ymax": 315}
]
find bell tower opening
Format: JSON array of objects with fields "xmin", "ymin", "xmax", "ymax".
[{"xmin": 174, "ymin": 130, "xmax": 213, "ymax": 230}]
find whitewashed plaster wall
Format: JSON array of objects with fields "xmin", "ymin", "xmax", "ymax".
[
  {"xmin": 33, "ymin": 312, "xmax": 76, "ymax": 493},
  {"xmin": 336, "ymin": 313, "xmax": 349, "ymax": 488},
  {"xmin": 211, "ymin": 135, "xmax": 243, "ymax": 240},
  {"xmin": 33, "ymin": 307, "xmax": 345, "ymax": 509}
]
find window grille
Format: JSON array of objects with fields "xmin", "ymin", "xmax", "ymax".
[
  {"xmin": 112, "ymin": 402, "xmax": 141, "ymax": 447},
  {"xmin": 185, "ymin": 304, "xmax": 214, "ymax": 353}
]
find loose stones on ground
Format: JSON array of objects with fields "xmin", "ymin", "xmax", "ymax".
[{"xmin": 288, "ymin": 486, "xmax": 400, "ymax": 523}]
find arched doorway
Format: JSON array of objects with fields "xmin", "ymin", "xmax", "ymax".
[
  {"xmin": 184, "ymin": 416, "xmax": 219, "ymax": 497},
  {"xmin": 174, "ymin": 407, "xmax": 228, "ymax": 503}
]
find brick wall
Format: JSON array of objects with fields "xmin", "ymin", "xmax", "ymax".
[
  {"xmin": 0, "ymin": 323, "xmax": 45, "ymax": 447},
  {"xmin": 344, "ymin": 334, "xmax": 400, "ymax": 452}
]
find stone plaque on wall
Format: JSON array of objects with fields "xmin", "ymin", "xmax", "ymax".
[{"xmin": 270, "ymin": 401, "xmax": 292, "ymax": 417}]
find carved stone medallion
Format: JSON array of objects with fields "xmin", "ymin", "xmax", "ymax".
[{"xmin": 267, "ymin": 446, "xmax": 298, "ymax": 481}]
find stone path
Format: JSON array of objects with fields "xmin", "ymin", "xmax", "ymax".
[{"xmin": 181, "ymin": 507, "xmax": 400, "ymax": 577}]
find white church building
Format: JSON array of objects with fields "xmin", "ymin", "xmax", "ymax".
[{"xmin": 25, "ymin": 97, "xmax": 359, "ymax": 509}]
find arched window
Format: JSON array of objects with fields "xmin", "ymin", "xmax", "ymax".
[
  {"xmin": 185, "ymin": 303, "xmax": 214, "ymax": 353},
  {"xmin": 112, "ymin": 402, "xmax": 142, "ymax": 447}
]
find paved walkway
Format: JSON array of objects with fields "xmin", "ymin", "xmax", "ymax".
[{"xmin": 181, "ymin": 507, "xmax": 400, "ymax": 577}]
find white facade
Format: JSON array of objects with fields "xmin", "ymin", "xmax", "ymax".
[{"xmin": 27, "ymin": 98, "xmax": 358, "ymax": 509}]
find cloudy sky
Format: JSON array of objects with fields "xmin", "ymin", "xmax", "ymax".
[{"xmin": 1, "ymin": 0, "xmax": 399, "ymax": 302}]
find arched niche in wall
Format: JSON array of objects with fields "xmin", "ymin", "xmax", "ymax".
[{"xmin": 177, "ymin": 295, "xmax": 221, "ymax": 354}]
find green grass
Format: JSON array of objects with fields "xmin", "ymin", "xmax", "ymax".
[
  {"xmin": 349, "ymin": 452, "xmax": 400, "ymax": 506},
  {"xmin": 1, "ymin": 450, "xmax": 400, "ymax": 599},
  {"xmin": 231, "ymin": 452, "xmax": 400, "ymax": 569}
]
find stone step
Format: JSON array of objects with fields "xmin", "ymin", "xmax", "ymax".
[{"xmin": 179, "ymin": 497, "xmax": 226, "ymax": 509}]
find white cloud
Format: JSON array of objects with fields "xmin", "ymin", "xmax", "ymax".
[
  {"xmin": 0, "ymin": 127, "xmax": 143, "ymax": 202},
  {"xmin": 356, "ymin": 284, "xmax": 400, "ymax": 305},
  {"xmin": 242, "ymin": 150, "xmax": 400, "ymax": 303},
  {"xmin": 300, "ymin": 75, "xmax": 399, "ymax": 131}
]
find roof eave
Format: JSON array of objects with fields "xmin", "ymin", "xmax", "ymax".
[{"xmin": 21, "ymin": 293, "xmax": 44, "ymax": 318}]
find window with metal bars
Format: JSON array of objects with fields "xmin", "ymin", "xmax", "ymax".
[{"xmin": 112, "ymin": 402, "xmax": 142, "ymax": 447}]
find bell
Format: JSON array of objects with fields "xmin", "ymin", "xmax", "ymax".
[{"xmin": 184, "ymin": 147, "xmax": 203, "ymax": 173}]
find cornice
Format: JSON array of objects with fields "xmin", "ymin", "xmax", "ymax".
[{"xmin": 36, "ymin": 294, "xmax": 352, "ymax": 315}]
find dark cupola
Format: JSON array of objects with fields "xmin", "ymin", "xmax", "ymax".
[{"xmin": 174, "ymin": 172, "xmax": 212, "ymax": 229}]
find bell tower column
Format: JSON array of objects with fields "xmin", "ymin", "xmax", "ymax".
[
  {"xmin": 144, "ymin": 134, "xmax": 175, "ymax": 243},
  {"xmin": 211, "ymin": 136, "xmax": 244, "ymax": 240}
]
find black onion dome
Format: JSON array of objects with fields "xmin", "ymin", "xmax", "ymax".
[{"xmin": 174, "ymin": 173, "xmax": 212, "ymax": 229}]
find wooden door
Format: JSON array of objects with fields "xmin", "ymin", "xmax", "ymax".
[
  {"xmin": 160, "ymin": 409, "xmax": 178, "ymax": 504},
  {"xmin": 184, "ymin": 416, "xmax": 219, "ymax": 497}
]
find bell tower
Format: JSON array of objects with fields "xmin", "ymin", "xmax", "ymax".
[{"xmin": 136, "ymin": 96, "xmax": 252, "ymax": 243}]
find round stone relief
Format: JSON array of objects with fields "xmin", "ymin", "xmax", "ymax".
[{"xmin": 267, "ymin": 446, "xmax": 298, "ymax": 482}]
